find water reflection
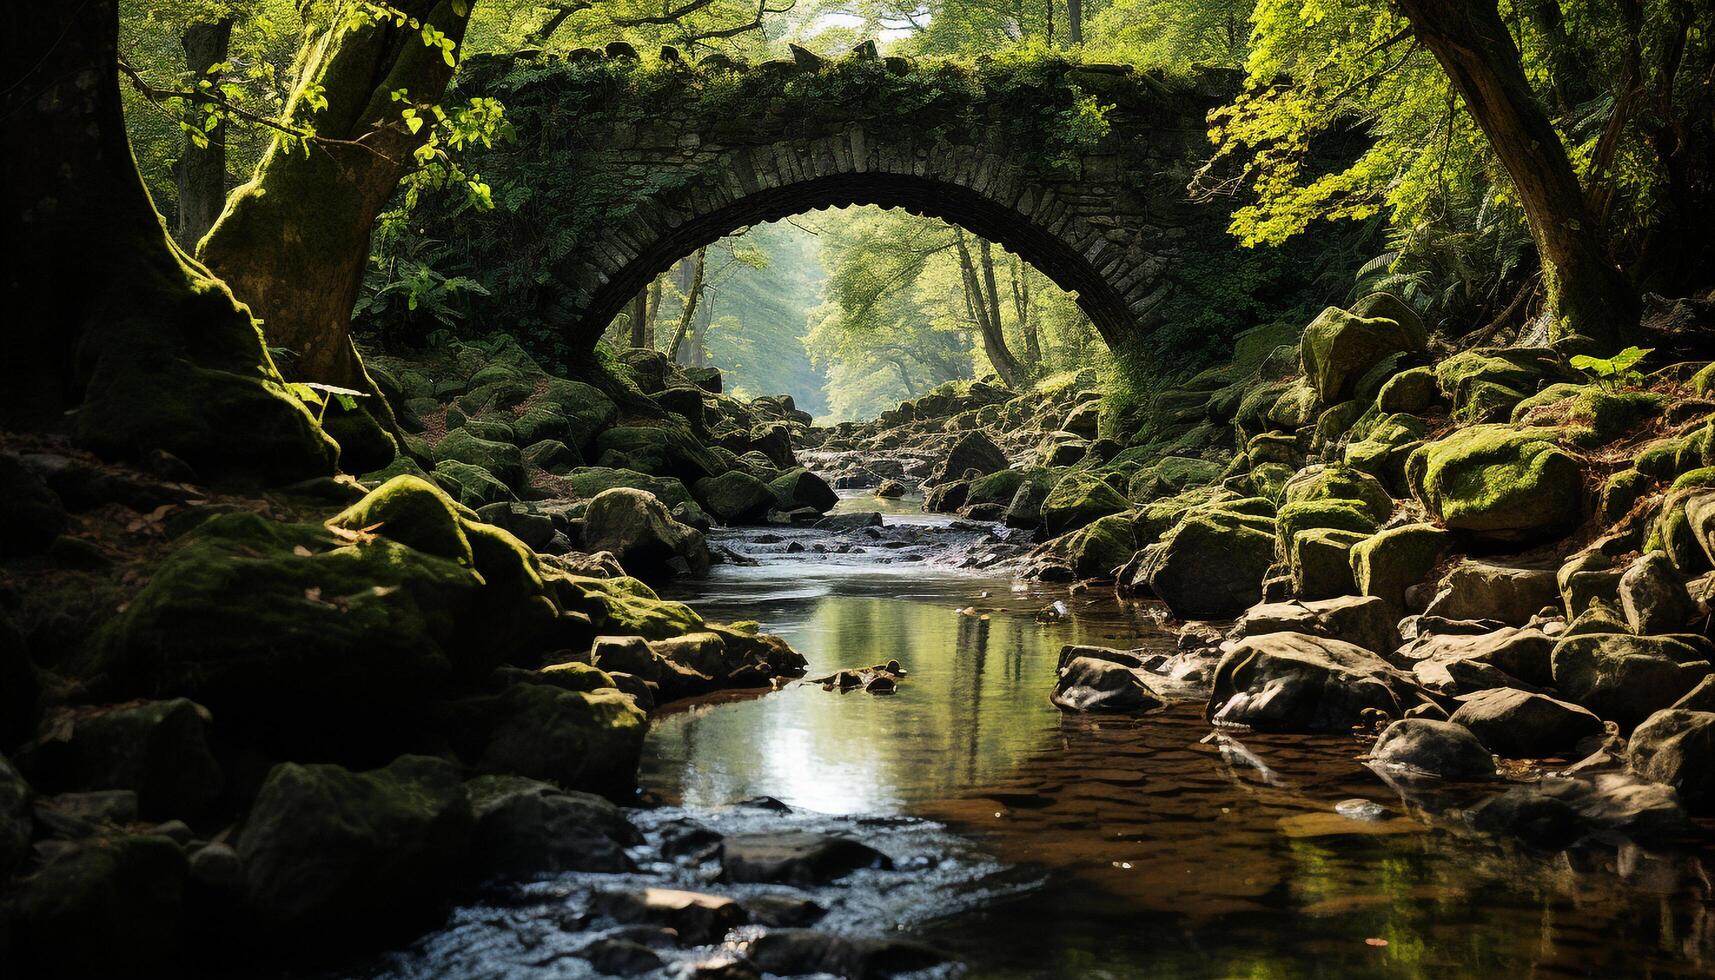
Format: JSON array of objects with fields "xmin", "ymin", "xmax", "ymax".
[{"xmin": 652, "ymin": 558, "xmax": 1715, "ymax": 978}]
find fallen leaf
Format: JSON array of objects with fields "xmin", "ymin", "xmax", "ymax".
[
  {"xmin": 1365, "ymin": 938, "xmax": 1389, "ymax": 947},
  {"xmin": 292, "ymin": 545, "xmax": 313, "ymax": 557}
]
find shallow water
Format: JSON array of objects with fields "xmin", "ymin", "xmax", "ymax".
[{"xmin": 642, "ymin": 507, "xmax": 1715, "ymax": 979}]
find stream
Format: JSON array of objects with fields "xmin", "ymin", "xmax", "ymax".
[{"xmin": 365, "ymin": 494, "xmax": 1715, "ymax": 979}]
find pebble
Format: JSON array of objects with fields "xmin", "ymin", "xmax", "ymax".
[{"xmin": 1334, "ymin": 799, "xmax": 1389, "ymax": 821}]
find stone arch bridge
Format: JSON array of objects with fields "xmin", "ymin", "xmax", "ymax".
[{"xmin": 451, "ymin": 50, "xmax": 1250, "ymax": 354}]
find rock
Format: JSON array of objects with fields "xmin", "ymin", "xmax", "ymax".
[
  {"xmin": 768, "ymin": 467, "xmax": 839, "ymax": 513},
  {"xmin": 474, "ymin": 501, "xmax": 556, "ymax": 551},
  {"xmin": 465, "ymin": 774, "xmax": 639, "ymax": 875},
  {"xmin": 1559, "ymin": 551, "xmax": 1624, "ymax": 617},
  {"xmin": 20, "ymin": 699, "xmax": 222, "ymax": 819},
  {"xmin": 1423, "ymin": 560, "xmax": 1560, "ymax": 627},
  {"xmin": 747, "ymin": 421, "xmax": 796, "ymax": 469},
  {"xmin": 1406, "ymin": 425, "xmax": 1584, "ymax": 539},
  {"xmin": 1396, "ymin": 627, "xmax": 1556, "ymax": 687},
  {"xmin": 32, "ymin": 789, "xmax": 138, "ymax": 838},
  {"xmin": 1467, "ymin": 774, "xmax": 1692, "ymax": 844},
  {"xmin": 1209, "ymin": 633, "xmax": 1418, "ymax": 732},
  {"xmin": 1375, "ymin": 366, "xmax": 1438, "ymax": 413},
  {"xmin": 595, "ymin": 425, "xmax": 721, "ymax": 482},
  {"xmin": 1004, "ymin": 474, "xmax": 1054, "ymax": 529},
  {"xmin": 1551, "ymin": 632, "xmax": 1711, "ymax": 730},
  {"xmin": 1348, "ymin": 524, "xmax": 1449, "ymax": 608},
  {"xmin": 1234, "ymin": 595, "xmax": 1400, "ymax": 655},
  {"xmin": 928, "ymin": 431, "xmax": 1008, "ymax": 484},
  {"xmin": 0, "ymin": 453, "xmax": 66, "ymax": 558},
  {"xmin": 748, "ymin": 930, "xmax": 947, "ymax": 980},
  {"xmin": 239, "ymin": 755, "xmax": 473, "ymax": 938},
  {"xmin": 583, "ymin": 487, "xmax": 710, "ymax": 581},
  {"xmin": 1139, "ymin": 510, "xmax": 1276, "ymax": 620},
  {"xmin": 1041, "ymin": 471, "xmax": 1129, "ymax": 537},
  {"xmin": 815, "ymin": 511, "xmax": 883, "ymax": 531},
  {"xmin": 1286, "ymin": 527, "xmax": 1367, "ymax": 599},
  {"xmin": 593, "ymin": 887, "xmax": 748, "ymax": 945},
  {"xmin": 875, "ymin": 479, "xmax": 906, "ymax": 498},
  {"xmin": 473, "ymin": 684, "xmax": 647, "ymax": 792},
  {"xmin": 720, "ymin": 831, "xmax": 892, "ymax": 885},
  {"xmin": 1448, "ymin": 688, "xmax": 1604, "ymax": 758},
  {"xmin": 1280, "ymin": 463, "xmax": 1394, "ymax": 524},
  {"xmin": 1370, "ymin": 719, "xmax": 1495, "ymax": 778},
  {"xmin": 694, "ymin": 471, "xmax": 776, "ymax": 524},
  {"xmin": 5, "ymin": 833, "xmax": 188, "ymax": 976},
  {"xmin": 591, "ymin": 634, "xmax": 660, "ymax": 682},
  {"xmin": 432, "ymin": 459, "xmax": 516, "ymax": 507},
  {"xmin": 1674, "ymin": 674, "xmax": 1715, "ymax": 711},
  {"xmin": 433, "ymin": 428, "xmax": 525, "ymax": 489},
  {"xmin": 1626, "ymin": 709, "xmax": 1715, "ymax": 813},
  {"xmin": 188, "ymin": 841, "xmax": 242, "ymax": 888},
  {"xmin": 1062, "ymin": 512, "xmax": 1138, "ymax": 580},
  {"xmin": 1299, "ymin": 305, "xmax": 1426, "ymax": 401},
  {"xmin": 743, "ymin": 894, "xmax": 827, "ymax": 927},
  {"xmin": 0, "ymin": 754, "xmax": 31, "ymax": 875},
  {"xmin": 1052, "ymin": 657, "xmax": 1166, "ymax": 712},
  {"xmin": 579, "ymin": 938, "xmax": 664, "ymax": 975},
  {"xmin": 1619, "ymin": 552, "xmax": 1697, "ymax": 635}
]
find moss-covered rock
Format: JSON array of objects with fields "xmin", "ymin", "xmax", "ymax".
[
  {"xmin": 1139, "ymin": 510, "xmax": 1277, "ymax": 619},
  {"xmin": 1064, "ymin": 512, "xmax": 1138, "ymax": 580},
  {"xmin": 1375, "ymin": 366, "xmax": 1437, "ymax": 414},
  {"xmin": 1267, "ymin": 380, "xmax": 1322, "ymax": 430},
  {"xmin": 472, "ymin": 684, "xmax": 647, "ymax": 792},
  {"xmin": 1435, "ymin": 348, "xmax": 1563, "ymax": 423},
  {"xmin": 595, "ymin": 424, "xmax": 721, "ymax": 482},
  {"xmin": 540, "ymin": 379, "xmax": 618, "ymax": 452},
  {"xmin": 1127, "ymin": 456, "xmax": 1224, "ymax": 503},
  {"xmin": 239, "ymin": 755, "xmax": 473, "ymax": 938},
  {"xmin": 1407, "ymin": 425, "xmax": 1584, "ymax": 538},
  {"xmin": 1288, "ymin": 527, "xmax": 1368, "ymax": 600},
  {"xmin": 20, "ymin": 699, "xmax": 222, "ymax": 820},
  {"xmin": 768, "ymin": 467, "xmax": 838, "ymax": 513},
  {"xmin": 432, "ymin": 459, "xmax": 517, "ymax": 508},
  {"xmin": 1275, "ymin": 499, "xmax": 1380, "ymax": 553},
  {"xmin": 433, "ymin": 428, "xmax": 526, "ymax": 489},
  {"xmin": 1310, "ymin": 400, "xmax": 1366, "ymax": 451},
  {"xmin": 1343, "ymin": 413, "xmax": 1426, "ymax": 494},
  {"xmin": 1599, "ymin": 468, "xmax": 1654, "ymax": 523},
  {"xmin": 965, "ymin": 468, "xmax": 1030, "ymax": 508},
  {"xmin": 5, "ymin": 832, "xmax": 188, "ymax": 977},
  {"xmin": 558, "ymin": 467, "xmax": 694, "ymax": 513},
  {"xmin": 555, "ymin": 574, "xmax": 705, "ymax": 639},
  {"xmin": 693, "ymin": 470, "xmax": 776, "ymax": 524},
  {"xmin": 1349, "ymin": 524, "xmax": 1450, "ymax": 608},
  {"xmin": 1551, "ymin": 633, "xmax": 1709, "ymax": 730},
  {"xmin": 583, "ymin": 487, "xmax": 709, "ymax": 581},
  {"xmin": 328, "ymin": 474, "xmax": 475, "ymax": 565},
  {"xmin": 1299, "ymin": 306, "xmax": 1426, "ymax": 402},
  {"xmin": 1042, "ymin": 470, "xmax": 1130, "ymax": 537},
  {"xmin": 1281, "ymin": 463, "xmax": 1393, "ymax": 524}
]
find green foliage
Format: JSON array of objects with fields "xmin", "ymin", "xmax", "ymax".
[{"xmin": 1569, "ymin": 347, "xmax": 1652, "ymax": 392}]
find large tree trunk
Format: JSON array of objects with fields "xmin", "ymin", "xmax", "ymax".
[
  {"xmin": 199, "ymin": 0, "xmax": 471, "ymax": 391},
  {"xmin": 175, "ymin": 17, "xmax": 234, "ymax": 248},
  {"xmin": 629, "ymin": 290, "xmax": 649, "ymax": 347},
  {"xmin": 1067, "ymin": 0, "xmax": 1082, "ymax": 45},
  {"xmin": 1, "ymin": 0, "xmax": 335, "ymax": 480},
  {"xmin": 1395, "ymin": 0, "xmax": 1637, "ymax": 345}
]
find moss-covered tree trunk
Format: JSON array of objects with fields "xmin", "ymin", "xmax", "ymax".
[
  {"xmin": 1396, "ymin": 0, "xmax": 1637, "ymax": 345},
  {"xmin": 199, "ymin": 0, "xmax": 470, "ymax": 392},
  {"xmin": 175, "ymin": 17, "xmax": 234, "ymax": 248},
  {"xmin": 1, "ymin": 0, "xmax": 335, "ymax": 481}
]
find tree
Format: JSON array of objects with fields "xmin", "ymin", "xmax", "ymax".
[
  {"xmin": 2, "ymin": 0, "xmax": 334, "ymax": 480},
  {"xmin": 175, "ymin": 16, "xmax": 236, "ymax": 246},
  {"xmin": 198, "ymin": 0, "xmax": 476, "ymax": 395},
  {"xmin": 1393, "ymin": 0, "xmax": 1636, "ymax": 343},
  {"xmin": 954, "ymin": 229, "xmax": 1027, "ymax": 387}
]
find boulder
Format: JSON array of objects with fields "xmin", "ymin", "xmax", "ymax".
[
  {"xmin": 1551, "ymin": 633, "xmax": 1711, "ymax": 730},
  {"xmin": 1406, "ymin": 425, "xmax": 1583, "ymax": 539},
  {"xmin": 720, "ymin": 831, "xmax": 892, "ymax": 885},
  {"xmin": 928, "ymin": 431, "xmax": 1008, "ymax": 484},
  {"xmin": 1234, "ymin": 595, "xmax": 1401, "ymax": 655},
  {"xmin": 594, "ymin": 425, "xmax": 720, "ymax": 482},
  {"xmin": 590, "ymin": 634, "xmax": 660, "ymax": 681},
  {"xmin": 1063, "ymin": 513, "xmax": 1137, "ymax": 580},
  {"xmin": 1208, "ymin": 632, "xmax": 1417, "ymax": 732},
  {"xmin": 1375, "ymin": 366, "xmax": 1438, "ymax": 413},
  {"xmin": 1299, "ymin": 305, "xmax": 1426, "ymax": 402},
  {"xmin": 1348, "ymin": 524, "xmax": 1449, "ymax": 608},
  {"xmin": 693, "ymin": 470, "xmax": 776, "ymax": 525},
  {"xmin": 1423, "ymin": 560, "xmax": 1560, "ymax": 626},
  {"xmin": 1287, "ymin": 527, "xmax": 1367, "ymax": 599},
  {"xmin": 1370, "ymin": 719, "xmax": 1495, "ymax": 778},
  {"xmin": 432, "ymin": 428, "xmax": 525, "ymax": 489},
  {"xmin": 1280, "ymin": 463, "xmax": 1394, "ymax": 524},
  {"xmin": 1619, "ymin": 552, "xmax": 1697, "ymax": 635},
  {"xmin": 583, "ymin": 488, "xmax": 710, "ymax": 581},
  {"xmin": 768, "ymin": 467, "xmax": 839, "ymax": 513},
  {"xmin": 0, "ymin": 453, "xmax": 66, "ymax": 558},
  {"xmin": 748, "ymin": 931, "xmax": 947, "ymax": 979},
  {"xmin": 1626, "ymin": 709, "xmax": 1715, "ymax": 813},
  {"xmin": 1041, "ymin": 471, "xmax": 1129, "ymax": 537},
  {"xmin": 432, "ymin": 460, "xmax": 516, "ymax": 508},
  {"xmin": 239, "ymin": 755, "xmax": 473, "ymax": 938},
  {"xmin": 1052, "ymin": 657, "xmax": 1165, "ymax": 713},
  {"xmin": 875, "ymin": 479, "xmax": 906, "ymax": 498},
  {"xmin": 0, "ymin": 754, "xmax": 30, "ymax": 875},
  {"xmin": 473, "ymin": 684, "xmax": 647, "ymax": 792},
  {"xmin": 1139, "ymin": 510, "xmax": 1276, "ymax": 620},
  {"xmin": 328, "ymin": 474, "xmax": 474, "ymax": 564},
  {"xmin": 592, "ymin": 887, "xmax": 748, "ymax": 945},
  {"xmin": 1467, "ymin": 774, "xmax": 1691, "ymax": 844},
  {"xmin": 466, "ymin": 774, "xmax": 639, "ymax": 875},
  {"xmin": 5, "ymin": 833, "xmax": 187, "ymax": 977},
  {"xmin": 21, "ymin": 699, "xmax": 222, "ymax": 820},
  {"xmin": 1396, "ymin": 627, "xmax": 1556, "ymax": 687},
  {"xmin": 1447, "ymin": 688, "xmax": 1604, "ymax": 758}
]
